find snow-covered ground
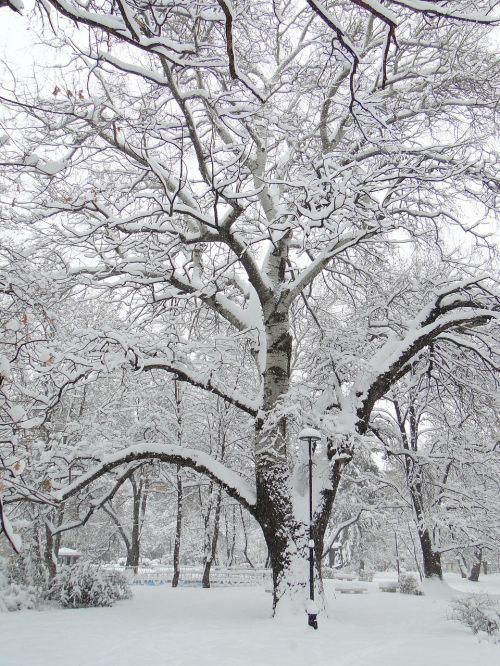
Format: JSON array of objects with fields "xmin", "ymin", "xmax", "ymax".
[{"xmin": 1, "ymin": 573, "xmax": 499, "ymax": 666}]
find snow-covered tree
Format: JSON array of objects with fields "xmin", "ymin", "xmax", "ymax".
[
  {"xmin": 1, "ymin": 1, "xmax": 499, "ymax": 613},
  {"xmin": 371, "ymin": 348, "xmax": 500, "ymax": 580}
]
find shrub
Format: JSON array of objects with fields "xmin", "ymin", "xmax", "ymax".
[
  {"xmin": 450, "ymin": 595, "xmax": 500, "ymax": 639},
  {"xmin": 48, "ymin": 562, "xmax": 132, "ymax": 608},
  {"xmin": 0, "ymin": 556, "xmax": 41, "ymax": 612},
  {"xmin": 322, "ymin": 567, "xmax": 335, "ymax": 579},
  {"xmin": 0, "ymin": 581, "xmax": 39, "ymax": 612},
  {"xmin": 8, "ymin": 548, "xmax": 48, "ymax": 591},
  {"xmin": 105, "ymin": 570, "xmax": 133, "ymax": 601},
  {"xmin": 359, "ymin": 569, "xmax": 374, "ymax": 582},
  {"xmin": 398, "ymin": 573, "xmax": 422, "ymax": 595}
]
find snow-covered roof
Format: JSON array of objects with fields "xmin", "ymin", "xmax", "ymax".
[{"xmin": 58, "ymin": 547, "xmax": 81, "ymax": 557}]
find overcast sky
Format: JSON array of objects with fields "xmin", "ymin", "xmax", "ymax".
[{"xmin": 0, "ymin": 2, "xmax": 36, "ymax": 71}]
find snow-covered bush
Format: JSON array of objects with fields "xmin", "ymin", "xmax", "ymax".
[
  {"xmin": 450, "ymin": 595, "xmax": 500, "ymax": 639},
  {"xmin": 0, "ymin": 555, "xmax": 41, "ymax": 612},
  {"xmin": 0, "ymin": 580, "xmax": 39, "ymax": 612},
  {"xmin": 7, "ymin": 546, "xmax": 48, "ymax": 592},
  {"xmin": 358, "ymin": 569, "xmax": 374, "ymax": 582},
  {"xmin": 322, "ymin": 567, "xmax": 335, "ymax": 579},
  {"xmin": 398, "ymin": 573, "xmax": 422, "ymax": 595},
  {"xmin": 48, "ymin": 562, "xmax": 132, "ymax": 608},
  {"xmin": 105, "ymin": 570, "xmax": 133, "ymax": 601}
]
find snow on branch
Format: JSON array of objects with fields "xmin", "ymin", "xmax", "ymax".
[
  {"xmin": 387, "ymin": 0, "xmax": 499, "ymax": 24},
  {"xmin": 51, "ymin": 462, "xmax": 145, "ymax": 536},
  {"xmin": 40, "ymin": 0, "xmax": 198, "ymax": 65},
  {"xmin": 139, "ymin": 358, "xmax": 259, "ymax": 417},
  {"xmin": 286, "ymin": 228, "xmax": 378, "ymax": 304},
  {"xmin": 54, "ymin": 443, "xmax": 257, "ymax": 514},
  {"xmin": 215, "ymin": 0, "xmax": 266, "ymax": 102},
  {"xmin": 308, "ymin": 0, "xmax": 498, "ymax": 94},
  {"xmin": 322, "ymin": 507, "xmax": 366, "ymax": 556},
  {"xmin": 0, "ymin": 0, "xmax": 24, "ymax": 14},
  {"xmin": 48, "ymin": 328, "xmax": 260, "ymax": 417},
  {"xmin": 0, "ymin": 496, "xmax": 22, "ymax": 553},
  {"xmin": 354, "ymin": 280, "xmax": 500, "ymax": 431}
]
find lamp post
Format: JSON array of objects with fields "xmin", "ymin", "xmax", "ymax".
[{"xmin": 299, "ymin": 427, "xmax": 321, "ymax": 630}]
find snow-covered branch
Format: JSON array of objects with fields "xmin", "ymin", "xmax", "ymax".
[
  {"xmin": 355, "ymin": 281, "xmax": 499, "ymax": 430},
  {"xmin": 0, "ymin": 496, "xmax": 22, "ymax": 553},
  {"xmin": 54, "ymin": 443, "xmax": 257, "ymax": 515},
  {"xmin": 140, "ymin": 359, "xmax": 259, "ymax": 417},
  {"xmin": 322, "ymin": 508, "xmax": 366, "ymax": 557}
]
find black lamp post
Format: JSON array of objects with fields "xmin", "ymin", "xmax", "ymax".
[{"xmin": 299, "ymin": 427, "xmax": 321, "ymax": 630}]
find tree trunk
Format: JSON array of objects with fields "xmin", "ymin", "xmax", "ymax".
[
  {"xmin": 410, "ymin": 477, "xmax": 443, "ymax": 578},
  {"xmin": 126, "ymin": 475, "xmax": 143, "ymax": 573},
  {"xmin": 457, "ymin": 553, "xmax": 468, "ymax": 578},
  {"xmin": 254, "ymin": 462, "xmax": 331, "ymax": 614},
  {"xmin": 469, "ymin": 548, "xmax": 482, "ymax": 582},
  {"xmin": 394, "ymin": 532, "xmax": 400, "ymax": 577},
  {"xmin": 172, "ymin": 380, "xmax": 183, "ymax": 587},
  {"xmin": 202, "ymin": 485, "xmax": 222, "ymax": 588},
  {"xmin": 224, "ymin": 504, "xmax": 236, "ymax": 567},
  {"xmin": 257, "ymin": 512, "xmax": 309, "ymax": 609},
  {"xmin": 254, "ymin": 303, "xmax": 312, "ymax": 610},
  {"xmin": 172, "ymin": 466, "xmax": 183, "ymax": 588},
  {"xmin": 254, "ymin": 336, "xmax": 348, "ymax": 614},
  {"xmin": 417, "ymin": 527, "xmax": 443, "ymax": 579},
  {"xmin": 44, "ymin": 522, "xmax": 57, "ymax": 580},
  {"xmin": 239, "ymin": 506, "xmax": 255, "ymax": 569},
  {"xmin": 393, "ymin": 401, "xmax": 443, "ymax": 580}
]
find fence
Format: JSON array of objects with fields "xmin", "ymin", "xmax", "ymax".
[{"xmin": 109, "ymin": 566, "xmax": 271, "ymax": 587}]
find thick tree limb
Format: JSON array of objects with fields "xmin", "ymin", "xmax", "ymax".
[
  {"xmin": 138, "ymin": 358, "xmax": 260, "ymax": 417},
  {"xmin": 0, "ymin": 496, "xmax": 22, "ymax": 553},
  {"xmin": 355, "ymin": 286, "xmax": 499, "ymax": 431},
  {"xmin": 54, "ymin": 443, "xmax": 257, "ymax": 515}
]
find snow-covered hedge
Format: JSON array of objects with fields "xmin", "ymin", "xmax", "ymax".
[
  {"xmin": 358, "ymin": 569, "xmax": 374, "ymax": 582},
  {"xmin": 322, "ymin": 567, "xmax": 336, "ymax": 579},
  {"xmin": 0, "ymin": 555, "xmax": 41, "ymax": 612},
  {"xmin": 0, "ymin": 581, "xmax": 39, "ymax": 612},
  {"xmin": 398, "ymin": 573, "xmax": 422, "ymax": 595},
  {"xmin": 105, "ymin": 570, "xmax": 133, "ymax": 602},
  {"xmin": 48, "ymin": 562, "xmax": 132, "ymax": 608},
  {"xmin": 450, "ymin": 594, "xmax": 500, "ymax": 640}
]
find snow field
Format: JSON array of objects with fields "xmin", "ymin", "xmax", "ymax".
[{"xmin": 1, "ymin": 574, "xmax": 499, "ymax": 666}]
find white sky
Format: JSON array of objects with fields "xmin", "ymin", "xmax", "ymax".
[{"xmin": 0, "ymin": 3, "xmax": 34, "ymax": 58}]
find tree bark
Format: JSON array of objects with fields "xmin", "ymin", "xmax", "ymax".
[
  {"xmin": 202, "ymin": 485, "xmax": 222, "ymax": 588},
  {"xmin": 126, "ymin": 474, "xmax": 148, "ymax": 573},
  {"xmin": 408, "ymin": 468, "xmax": 443, "ymax": 578},
  {"xmin": 239, "ymin": 506, "xmax": 255, "ymax": 569},
  {"xmin": 254, "ymin": 297, "xmax": 349, "ymax": 611},
  {"xmin": 254, "ymin": 457, "xmax": 341, "ymax": 613},
  {"xmin": 418, "ymin": 527, "xmax": 443, "ymax": 579},
  {"xmin": 457, "ymin": 553, "xmax": 468, "ymax": 578},
  {"xmin": 44, "ymin": 522, "xmax": 57, "ymax": 580},
  {"xmin": 172, "ymin": 379, "xmax": 184, "ymax": 587},
  {"xmin": 172, "ymin": 466, "xmax": 183, "ymax": 588},
  {"xmin": 469, "ymin": 548, "xmax": 482, "ymax": 582},
  {"xmin": 395, "ymin": 401, "xmax": 443, "ymax": 579},
  {"xmin": 254, "ymin": 302, "xmax": 312, "ymax": 609}
]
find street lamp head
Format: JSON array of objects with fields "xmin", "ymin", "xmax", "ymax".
[{"xmin": 298, "ymin": 428, "xmax": 321, "ymax": 443}]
